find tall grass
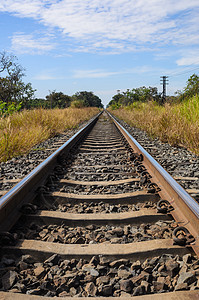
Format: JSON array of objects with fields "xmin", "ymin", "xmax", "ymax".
[
  {"xmin": 0, "ymin": 107, "xmax": 99, "ymax": 162},
  {"xmin": 109, "ymin": 95, "xmax": 199, "ymax": 155}
]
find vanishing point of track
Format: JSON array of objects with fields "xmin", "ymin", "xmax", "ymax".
[{"xmin": 0, "ymin": 111, "xmax": 199, "ymax": 299}]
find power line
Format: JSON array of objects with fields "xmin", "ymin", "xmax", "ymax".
[
  {"xmin": 166, "ymin": 58, "xmax": 199, "ymax": 77},
  {"xmin": 169, "ymin": 66, "xmax": 199, "ymax": 78}
]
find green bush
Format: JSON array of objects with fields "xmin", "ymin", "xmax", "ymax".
[{"xmin": 0, "ymin": 101, "xmax": 22, "ymax": 117}]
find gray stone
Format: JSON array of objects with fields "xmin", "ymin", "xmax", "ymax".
[
  {"xmin": 34, "ymin": 265, "xmax": 46, "ymax": 278},
  {"xmin": 118, "ymin": 269, "xmax": 131, "ymax": 279},
  {"xmin": 2, "ymin": 270, "xmax": 18, "ymax": 290},
  {"xmin": 60, "ymin": 259, "xmax": 70, "ymax": 269},
  {"xmin": 165, "ymin": 259, "xmax": 179, "ymax": 277},
  {"xmin": 148, "ymin": 257, "xmax": 159, "ymax": 266},
  {"xmin": 110, "ymin": 237, "xmax": 123, "ymax": 243},
  {"xmin": 141, "ymin": 280, "xmax": 150, "ymax": 293},
  {"xmin": 44, "ymin": 254, "xmax": 59, "ymax": 265},
  {"xmin": 18, "ymin": 261, "xmax": 28, "ymax": 271},
  {"xmin": 99, "ymin": 256, "xmax": 110, "ymax": 265},
  {"xmin": 120, "ymin": 279, "xmax": 133, "ymax": 292},
  {"xmin": 177, "ymin": 272, "xmax": 197, "ymax": 286},
  {"xmin": 183, "ymin": 254, "xmax": 192, "ymax": 264},
  {"xmin": 131, "ymin": 260, "xmax": 141, "ymax": 271},
  {"xmin": 84, "ymin": 282, "xmax": 97, "ymax": 296},
  {"xmin": 133, "ymin": 285, "xmax": 145, "ymax": 296},
  {"xmin": 109, "ymin": 259, "xmax": 129, "ymax": 268},
  {"xmin": 175, "ymin": 282, "xmax": 188, "ymax": 291},
  {"xmin": 84, "ymin": 274, "xmax": 95, "ymax": 282},
  {"xmin": 153, "ymin": 281, "xmax": 165, "ymax": 292},
  {"xmin": 69, "ymin": 287, "xmax": 77, "ymax": 296},
  {"xmin": 21, "ymin": 254, "xmax": 34, "ymax": 264},
  {"xmin": 112, "ymin": 227, "xmax": 124, "ymax": 237},
  {"xmin": 90, "ymin": 268, "xmax": 99, "ymax": 277},
  {"xmin": 96, "ymin": 276, "xmax": 110, "ymax": 285},
  {"xmin": 98, "ymin": 284, "xmax": 113, "ymax": 296},
  {"xmin": 131, "ymin": 271, "xmax": 150, "ymax": 285}
]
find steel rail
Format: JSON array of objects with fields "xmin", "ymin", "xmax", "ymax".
[
  {"xmin": 0, "ymin": 111, "xmax": 102, "ymax": 231},
  {"xmin": 107, "ymin": 111, "xmax": 199, "ymax": 255}
]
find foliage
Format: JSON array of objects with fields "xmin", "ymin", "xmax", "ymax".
[
  {"xmin": 0, "ymin": 53, "xmax": 103, "ymax": 111},
  {"xmin": 0, "ymin": 51, "xmax": 36, "ymax": 107},
  {"xmin": 24, "ymin": 91, "xmax": 103, "ymax": 109},
  {"xmin": 70, "ymin": 100, "xmax": 86, "ymax": 108},
  {"xmin": 107, "ymin": 86, "xmax": 161, "ymax": 109},
  {"xmin": 45, "ymin": 91, "xmax": 71, "ymax": 109},
  {"xmin": 25, "ymin": 98, "xmax": 47, "ymax": 108},
  {"xmin": 108, "ymin": 93, "xmax": 123, "ymax": 109},
  {"xmin": 71, "ymin": 91, "xmax": 103, "ymax": 108},
  {"xmin": 183, "ymin": 74, "xmax": 199, "ymax": 98},
  {"xmin": 0, "ymin": 101, "xmax": 22, "ymax": 117},
  {"xmin": 176, "ymin": 74, "xmax": 199, "ymax": 101}
]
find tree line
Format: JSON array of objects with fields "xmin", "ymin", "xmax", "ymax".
[
  {"xmin": 107, "ymin": 74, "xmax": 199, "ymax": 109},
  {"xmin": 26, "ymin": 90, "xmax": 103, "ymax": 109},
  {"xmin": 0, "ymin": 52, "xmax": 103, "ymax": 116}
]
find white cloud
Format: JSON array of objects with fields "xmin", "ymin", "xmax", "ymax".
[
  {"xmin": 176, "ymin": 49, "xmax": 199, "ymax": 66},
  {"xmin": 73, "ymin": 69, "xmax": 121, "ymax": 78},
  {"xmin": 11, "ymin": 32, "xmax": 56, "ymax": 54},
  {"xmin": 0, "ymin": 0, "xmax": 43, "ymax": 17},
  {"xmin": 73, "ymin": 66, "xmax": 155, "ymax": 78},
  {"xmin": 1, "ymin": 0, "xmax": 199, "ymax": 53},
  {"xmin": 177, "ymin": 57, "xmax": 199, "ymax": 66}
]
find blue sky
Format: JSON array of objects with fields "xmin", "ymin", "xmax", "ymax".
[{"xmin": 1, "ymin": 0, "xmax": 199, "ymax": 106}]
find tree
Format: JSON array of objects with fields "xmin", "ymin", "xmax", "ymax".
[
  {"xmin": 183, "ymin": 74, "xmax": 199, "ymax": 98},
  {"xmin": 107, "ymin": 92, "xmax": 124, "ymax": 109},
  {"xmin": 0, "ymin": 51, "xmax": 20, "ymax": 73},
  {"xmin": 71, "ymin": 91, "xmax": 103, "ymax": 108},
  {"xmin": 46, "ymin": 91, "xmax": 71, "ymax": 109},
  {"xmin": 25, "ymin": 98, "xmax": 47, "ymax": 109},
  {"xmin": 107, "ymin": 86, "xmax": 161, "ymax": 108},
  {"xmin": 0, "ymin": 51, "xmax": 35, "ymax": 106},
  {"xmin": 127, "ymin": 86, "xmax": 160, "ymax": 104}
]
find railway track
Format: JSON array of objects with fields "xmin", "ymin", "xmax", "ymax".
[{"xmin": 0, "ymin": 111, "xmax": 199, "ymax": 299}]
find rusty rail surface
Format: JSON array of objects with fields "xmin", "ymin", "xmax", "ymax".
[
  {"xmin": 0, "ymin": 110, "xmax": 199, "ymax": 299},
  {"xmin": 0, "ymin": 111, "xmax": 102, "ymax": 232},
  {"xmin": 107, "ymin": 110, "xmax": 199, "ymax": 256}
]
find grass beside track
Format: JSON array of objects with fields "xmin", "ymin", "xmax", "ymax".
[
  {"xmin": 109, "ymin": 95, "xmax": 199, "ymax": 155},
  {"xmin": 0, "ymin": 107, "xmax": 100, "ymax": 162}
]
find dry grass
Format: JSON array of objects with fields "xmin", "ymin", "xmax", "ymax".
[
  {"xmin": 109, "ymin": 95, "xmax": 199, "ymax": 155},
  {"xmin": 0, "ymin": 107, "xmax": 99, "ymax": 162}
]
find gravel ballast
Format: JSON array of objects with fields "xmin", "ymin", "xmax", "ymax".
[
  {"xmin": 0, "ymin": 114, "xmax": 199, "ymax": 202},
  {"xmin": 113, "ymin": 116, "xmax": 199, "ymax": 202},
  {"xmin": 0, "ymin": 253, "xmax": 199, "ymax": 296}
]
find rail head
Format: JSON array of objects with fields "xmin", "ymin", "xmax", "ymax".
[
  {"xmin": 107, "ymin": 110, "xmax": 199, "ymax": 256},
  {"xmin": 107, "ymin": 111, "xmax": 199, "ymax": 218},
  {"xmin": 0, "ymin": 111, "xmax": 102, "ymax": 231}
]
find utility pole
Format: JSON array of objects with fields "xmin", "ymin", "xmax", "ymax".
[{"xmin": 160, "ymin": 76, "xmax": 169, "ymax": 104}]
